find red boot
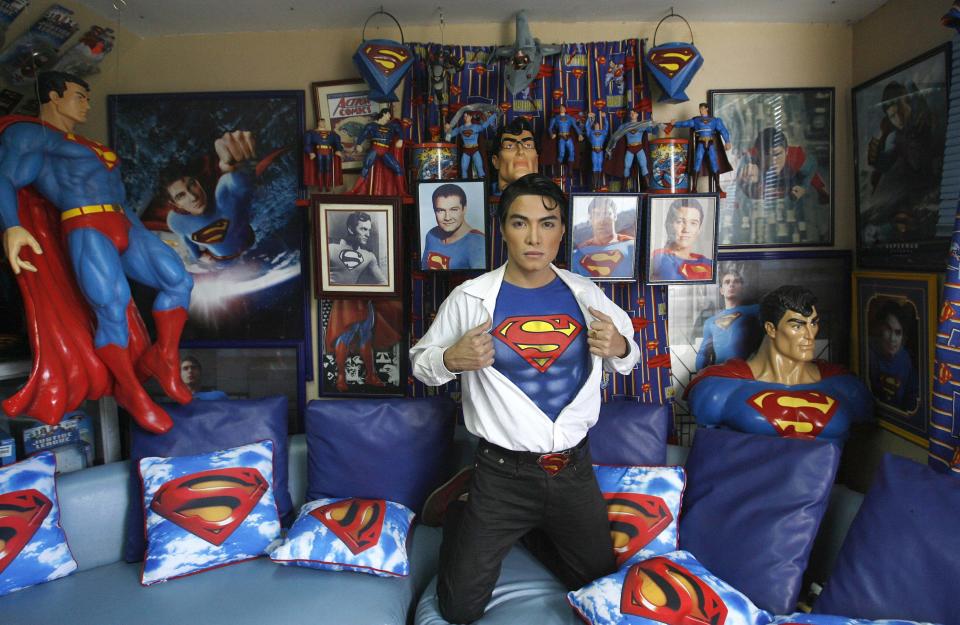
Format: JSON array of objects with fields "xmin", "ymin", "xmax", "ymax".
[
  {"xmin": 137, "ymin": 308, "xmax": 192, "ymax": 405},
  {"xmin": 335, "ymin": 342, "xmax": 349, "ymax": 392},
  {"xmin": 361, "ymin": 343, "xmax": 385, "ymax": 387},
  {"xmin": 97, "ymin": 344, "xmax": 173, "ymax": 434}
]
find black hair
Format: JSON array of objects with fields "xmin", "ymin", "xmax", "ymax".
[
  {"xmin": 698, "ymin": 102, "xmax": 709, "ymax": 110},
  {"xmin": 431, "ymin": 183, "xmax": 467, "ymax": 209},
  {"xmin": 664, "ymin": 198, "xmax": 704, "ymax": 234},
  {"xmin": 759, "ymin": 285, "xmax": 817, "ymax": 327},
  {"xmin": 873, "ymin": 299, "xmax": 910, "ymax": 335},
  {"xmin": 497, "ymin": 173, "xmax": 567, "ymax": 226},
  {"xmin": 490, "ymin": 117, "xmax": 536, "ymax": 156},
  {"xmin": 755, "ymin": 127, "xmax": 789, "ymax": 156},
  {"xmin": 375, "ymin": 108, "xmax": 392, "ymax": 122},
  {"xmin": 37, "ymin": 71, "xmax": 89, "ymax": 104},
  {"xmin": 180, "ymin": 355, "xmax": 201, "ymax": 369},
  {"xmin": 346, "ymin": 211, "xmax": 372, "ymax": 235}
]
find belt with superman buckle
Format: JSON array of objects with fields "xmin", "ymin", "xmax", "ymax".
[{"xmin": 537, "ymin": 452, "xmax": 571, "ymax": 476}]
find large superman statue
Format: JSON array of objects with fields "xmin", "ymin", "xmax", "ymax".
[
  {"xmin": 0, "ymin": 71, "xmax": 193, "ymax": 434},
  {"xmin": 686, "ymin": 285, "xmax": 872, "ymax": 445}
]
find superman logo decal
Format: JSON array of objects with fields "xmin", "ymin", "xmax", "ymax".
[
  {"xmin": 579, "ymin": 250, "xmax": 625, "ymax": 277},
  {"xmin": 363, "ymin": 44, "xmax": 411, "ymax": 77},
  {"xmin": 713, "ymin": 312, "xmax": 741, "ymax": 330},
  {"xmin": 748, "ymin": 390, "xmax": 838, "ymax": 438},
  {"xmin": 647, "ymin": 46, "xmax": 697, "ymax": 79},
  {"xmin": 678, "ymin": 262, "xmax": 712, "ymax": 280},
  {"xmin": 494, "ymin": 314, "xmax": 582, "ymax": 372},
  {"xmin": 150, "ymin": 467, "xmax": 268, "ymax": 546},
  {"xmin": 311, "ymin": 498, "xmax": 385, "ymax": 555},
  {"xmin": 604, "ymin": 492, "xmax": 673, "ymax": 567},
  {"xmin": 940, "ymin": 301, "xmax": 957, "ymax": 323},
  {"xmin": 426, "ymin": 252, "xmax": 451, "ymax": 270},
  {"xmin": 66, "ymin": 132, "xmax": 119, "ymax": 170},
  {"xmin": 621, "ymin": 557, "xmax": 728, "ymax": 625},
  {"xmin": 339, "ymin": 248, "xmax": 365, "ymax": 270},
  {"xmin": 461, "ymin": 129, "xmax": 475, "ymax": 138},
  {"xmin": 0, "ymin": 489, "xmax": 52, "ymax": 574},
  {"xmin": 191, "ymin": 219, "xmax": 229, "ymax": 244}
]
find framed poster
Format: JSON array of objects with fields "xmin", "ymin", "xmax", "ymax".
[
  {"xmin": 709, "ymin": 87, "xmax": 834, "ymax": 247},
  {"xmin": 568, "ymin": 193, "xmax": 640, "ymax": 281},
  {"xmin": 311, "ymin": 78, "xmax": 375, "ymax": 172},
  {"xmin": 853, "ymin": 44, "xmax": 951, "ymax": 270},
  {"xmin": 852, "ymin": 271, "xmax": 936, "ymax": 446},
  {"xmin": 646, "ymin": 194, "xmax": 718, "ymax": 285},
  {"xmin": 319, "ymin": 298, "xmax": 405, "ymax": 397},
  {"xmin": 313, "ymin": 195, "xmax": 401, "ymax": 297},
  {"xmin": 108, "ymin": 90, "xmax": 312, "ymax": 379},
  {"xmin": 416, "ymin": 179, "xmax": 488, "ymax": 271}
]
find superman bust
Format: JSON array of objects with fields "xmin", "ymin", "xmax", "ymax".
[{"xmin": 685, "ymin": 285, "xmax": 872, "ymax": 445}]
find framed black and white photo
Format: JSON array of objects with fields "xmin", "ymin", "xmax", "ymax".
[
  {"xmin": 416, "ymin": 179, "xmax": 488, "ymax": 271},
  {"xmin": 568, "ymin": 193, "xmax": 639, "ymax": 281},
  {"xmin": 646, "ymin": 193, "xmax": 718, "ymax": 285}
]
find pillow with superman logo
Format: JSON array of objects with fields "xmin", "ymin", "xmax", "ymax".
[
  {"xmin": 139, "ymin": 440, "xmax": 281, "ymax": 585},
  {"xmin": 774, "ymin": 613, "xmax": 940, "ymax": 625},
  {"xmin": 568, "ymin": 550, "xmax": 773, "ymax": 625},
  {"xmin": 592, "ymin": 464, "xmax": 685, "ymax": 568},
  {"xmin": 269, "ymin": 497, "xmax": 414, "ymax": 577},
  {"xmin": 0, "ymin": 452, "xmax": 77, "ymax": 596}
]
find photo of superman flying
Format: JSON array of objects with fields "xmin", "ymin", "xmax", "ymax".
[{"xmin": 109, "ymin": 91, "xmax": 307, "ymax": 344}]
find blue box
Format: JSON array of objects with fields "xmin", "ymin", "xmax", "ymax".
[{"xmin": 19, "ymin": 411, "xmax": 94, "ymax": 473}]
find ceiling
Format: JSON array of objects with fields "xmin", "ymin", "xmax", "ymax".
[{"xmin": 78, "ymin": 0, "xmax": 888, "ymax": 38}]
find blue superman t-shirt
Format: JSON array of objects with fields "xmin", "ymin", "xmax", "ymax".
[{"xmin": 491, "ymin": 277, "xmax": 591, "ymax": 421}]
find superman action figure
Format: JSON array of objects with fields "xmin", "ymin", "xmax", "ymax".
[
  {"xmin": 548, "ymin": 104, "xmax": 584, "ymax": 165},
  {"xmin": 669, "ymin": 102, "xmax": 732, "ymax": 194},
  {"xmin": 349, "ymin": 107, "xmax": 406, "ymax": 197},
  {"xmin": 686, "ymin": 285, "xmax": 872, "ymax": 445},
  {"xmin": 585, "ymin": 111, "xmax": 608, "ymax": 190},
  {"xmin": 303, "ymin": 118, "xmax": 344, "ymax": 192},
  {"xmin": 445, "ymin": 110, "xmax": 497, "ymax": 179},
  {"xmin": 0, "ymin": 71, "xmax": 193, "ymax": 433}
]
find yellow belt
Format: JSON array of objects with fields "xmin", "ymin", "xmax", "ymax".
[{"xmin": 61, "ymin": 204, "xmax": 124, "ymax": 221}]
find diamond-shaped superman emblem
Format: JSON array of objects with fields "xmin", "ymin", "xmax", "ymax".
[
  {"xmin": 748, "ymin": 390, "xmax": 838, "ymax": 438},
  {"xmin": 0, "ymin": 489, "xmax": 52, "ymax": 574},
  {"xmin": 604, "ymin": 492, "xmax": 673, "ymax": 566},
  {"xmin": 643, "ymin": 42, "xmax": 704, "ymax": 103},
  {"xmin": 621, "ymin": 557, "xmax": 728, "ymax": 625},
  {"xmin": 494, "ymin": 314, "xmax": 582, "ymax": 373},
  {"xmin": 150, "ymin": 467, "xmax": 268, "ymax": 546},
  {"xmin": 353, "ymin": 39, "xmax": 413, "ymax": 102},
  {"xmin": 312, "ymin": 498, "xmax": 386, "ymax": 555}
]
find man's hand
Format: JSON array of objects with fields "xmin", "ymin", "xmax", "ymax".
[
  {"xmin": 3, "ymin": 226, "xmax": 42, "ymax": 274},
  {"xmin": 742, "ymin": 163, "xmax": 760, "ymax": 184},
  {"xmin": 215, "ymin": 130, "xmax": 256, "ymax": 173},
  {"xmin": 790, "ymin": 185, "xmax": 807, "ymax": 200},
  {"xmin": 587, "ymin": 307, "xmax": 629, "ymax": 359},
  {"xmin": 442, "ymin": 319, "xmax": 494, "ymax": 373}
]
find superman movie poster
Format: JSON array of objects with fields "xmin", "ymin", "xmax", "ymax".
[
  {"xmin": 108, "ymin": 91, "xmax": 308, "ymax": 345},
  {"xmin": 319, "ymin": 298, "xmax": 404, "ymax": 397}
]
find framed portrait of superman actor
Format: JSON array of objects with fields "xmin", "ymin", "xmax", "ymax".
[
  {"xmin": 568, "ymin": 193, "xmax": 639, "ymax": 282},
  {"xmin": 646, "ymin": 193, "xmax": 718, "ymax": 285},
  {"xmin": 416, "ymin": 179, "xmax": 488, "ymax": 272},
  {"xmin": 108, "ymin": 90, "xmax": 313, "ymax": 381}
]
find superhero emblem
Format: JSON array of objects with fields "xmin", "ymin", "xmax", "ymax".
[
  {"xmin": 647, "ymin": 46, "xmax": 697, "ymax": 79},
  {"xmin": 311, "ymin": 498, "xmax": 385, "ymax": 555},
  {"xmin": 426, "ymin": 252, "xmax": 451, "ymax": 270},
  {"xmin": 462, "ymin": 129, "xmax": 475, "ymax": 138},
  {"xmin": 0, "ymin": 489, "xmax": 52, "ymax": 574},
  {"xmin": 150, "ymin": 467, "xmax": 268, "ymax": 546},
  {"xmin": 713, "ymin": 312, "xmax": 741, "ymax": 331},
  {"xmin": 65, "ymin": 132, "xmax": 119, "ymax": 170},
  {"xmin": 940, "ymin": 301, "xmax": 957, "ymax": 323},
  {"xmin": 604, "ymin": 492, "xmax": 673, "ymax": 567},
  {"xmin": 621, "ymin": 557, "xmax": 728, "ymax": 625},
  {"xmin": 648, "ymin": 354, "xmax": 672, "ymax": 369},
  {"xmin": 646, "ymin": 340, "xmax": 660, "ymax": 350},
  {"xmin": 939, "ymin": 362, "xmax": 953, "ymax": 385},
  {"xmin": 494, "ymin": 314, "xmax": 582, "ymax": 373},
  {"xmin": 191, "ymin": 219, "xmax": 230, "ymax": 244},
  {"xmin": 579, "ymin": 250, "xmax": 625, "ymax": 277},
  {"xmin": 339, "ymin": 248, "xmax": 365, "ymax": 270},
  {"xmin": 678, "ymin": 262, "xmax": 712, "ymax": 281},
  {"xmin": 362, "ymin": 44, "xmax": 411, "ymax": 77},
  {"xmin": 748, "ymin": 390, "xmax": 839, "ymax": 438}
]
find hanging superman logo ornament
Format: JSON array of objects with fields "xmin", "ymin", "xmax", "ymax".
[
  {"xmin": 748, "ymin": 390, "xmax": 839, "ymax": 439},
  {"xmin": 604, "ymin": 492, "xmax": 673, "ymax": 567},
  {"xmin": 643, "ymin": 42, "xmax": 703, "ymax": 104},
  {"xmin": 0, "ymin": 489, "xmax": 52, "ymax": 574},
  {"xmin": 312, "ymin": 498, "xmax": 386, "ymax": 555},
  {"xmin": 494, "ymin": 315, "xmax": 582, "ymax": 372},
  {"xmin": 353, "ymin": 39, "xmax": 413, "ymax": 103},
  {"xmin": 150, "ymin": 467, "xmax": 268, "ymax": 546},
  {"xmin": 621, "ymin": 557, "xmax": 728, "ymax": 625}
]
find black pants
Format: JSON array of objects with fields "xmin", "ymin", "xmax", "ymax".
[{"xmin": 436, "ymin": 438, "xmax": 615, "ymax": 624}]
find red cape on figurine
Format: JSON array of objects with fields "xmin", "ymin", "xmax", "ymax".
[
  {"xmin": 348, "ymin": 143, "xmax": 407, "ymax": 196},
  {"xmin": 303, "ymin": 152, "xmax": 343, "ymax": 189}
]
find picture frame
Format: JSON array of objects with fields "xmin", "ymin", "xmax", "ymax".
[
  {"xmin": 568, "ymin": 193, "xmax": 640, "ymax": 281},
  {"xmin": 415, "ymin": 179, "xmax": 489, "ymax": 271},
  {"xmin": 852, "ymin": 271, "xmax": 937, "ymax": 446},
  {"xmin": 313, "ymin": 195, "xmax": 401, "ymax": 297},
  {"xmin": 708, "ymin": 87, "xmax": 835, "ymax": 247},
  {"xmin": 645, "ymin": 193, "xmax": 718, "ymax": 285},
  {"xmin": 853, "ymin": 44, "xmax": 952, "ymax": 270},
  {"xmin": 318, "ymin": 298, "xmax": 406, "ymax": 397},
  {"xmin": 311, "ymin": 78, "xmax": 376, "ymax": 172}
]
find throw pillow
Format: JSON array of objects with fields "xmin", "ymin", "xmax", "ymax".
[{"xmin": 589, "ymin": 400, "xmax": 671, "ymax": 465}]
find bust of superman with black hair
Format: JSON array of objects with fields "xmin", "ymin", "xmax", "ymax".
[{"xmin": 686, "ymin": 285, "xmax": 872, "ymax": 445}]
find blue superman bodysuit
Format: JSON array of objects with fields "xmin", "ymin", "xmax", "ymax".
[
  {"xmin": 650, "ymin": 248, "xmax": 713, "ymax": 281},
  {"xmin": 492, "ymin": 278, "xmax": 590, "ymax": 421},
  {"xmin": 696, "ymin": 304, "xmax": 762, "ymax": 370},
  {"xmin": 868, "ymin": 345, "xmax": 919, "ymax": 412},
  {"xmin": 571, "ymin": 236, "xmax": 636, "ymax": 279},
  {"xmin": 421, "ymin": 228, "xmax": 486, "ymax": 270}
]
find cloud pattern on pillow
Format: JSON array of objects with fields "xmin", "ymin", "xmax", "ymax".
[
  {"xmin": 139, "ymin": 441, "xmax": 281, "ymax": 585},
  {"xmin": 592, "ymin": 464, "xmax": 684, "ymax": 567},
  {"xmin": 0, "ymin": 452, "xmax": 77, "ymax": 596},
  {"xmin": 774, "ymin": 613, "xmax": 940, "ymax": 625},
  {"xmin": 269, "ymin": 497, "xmax": 414, "ymax": 577},
  {"xmin": 568, "ymin": 550, "xmax": 772, "ymax": 625}
]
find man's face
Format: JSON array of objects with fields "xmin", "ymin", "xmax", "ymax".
[
  {"xmin": 768, "ymin": 306, "xmax": 820, "ymax": 363},
  {"xmin": 558, "ymin": 105, "xmax": 566, "ymax": 115},
  {"xmin": 180, "ymin": 360, "xmax": 201, "ymax": 390},
  {"xmin": 629, "ymin": 109, "xmax": 639, "ymax": 122},
  {"xmin": 167, "ymin": 177, "xmax": 207, "ymax": 215},
  {"xmin": 719, "ymin": 273, "xmax": 743, "ymax": 302},
  {"xmin": 699, "ymin": 104, "xmax": 709, "ymax": 117},
  {"xmin": 353, "ymin": 219, "xmax": 372, "ymax": 246},
  {"xmin": 880, "ymin": 313, "xmax": 904, "ymax": 357},
  {"xmin": 769, "ymin": 145, "xmax": 787, "ymax": 173},
  {"xmin": 433, "ymin": 194, "xmax": 466, "ymax": 234},
  {"xmin": 492, "ymin": 129, "xmax": 539, "ymax": 188},
  {"xmin": 501, "ymin": 194, "xmax": 565, "ymax": 276},
  {"xmin": 668, "ymin": 206, "xmax": 702, "ymax": 250},
  {"xmin": 588, "ymin": 201, "xmax": 616, "ymax": 240},
  {"xmin": 51, "ymin": 81, "xmax": 90, "ymax": 124},
  {"xmin": 463, "ymin": 112, "xmax": 473, "ymax": 125}
]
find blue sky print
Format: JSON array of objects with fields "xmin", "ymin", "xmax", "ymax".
[
  {"xmin": 0, "ymin": 452, "xmax": 77, "ymax": 596},
  {"xmin": 269, "ymin": 497, "xmax": 414, "ymax": 578},
  {"xmin": 593, "ymin": 464, "xmax": 685, "ymax": 567},
  {"xmin": 568, "ymin": 550, "xmax": 773, "ymax": 625},
  {"xmin": 774, "ymin": 613, "xmax": 942, "ymax": 625},
  {"xmin": 139, "ymin": 440, "xmax": 280, "ymax": 585}
]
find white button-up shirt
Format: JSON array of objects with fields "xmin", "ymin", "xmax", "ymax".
[{"xmin": 410, "ymin": 264, "xmax": 641, "ymax": 453}]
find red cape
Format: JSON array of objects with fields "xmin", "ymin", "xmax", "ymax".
[
  {"xmin": 303, "ymin": 152, "xmax": 343, "ymax": 189},
  {"xmin": 348, "ymin": 144, "xmax": 407, "ymax": 196},
  {"xmin": 683, "ymin": 358, "xmax": 849, "ymax": 399},
  {"xmin": 324, "ymin": 300, "xmax": 402, "ymax": 351}
]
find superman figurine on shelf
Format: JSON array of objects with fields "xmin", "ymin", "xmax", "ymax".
[
  {"xmin": 445, "ymin": 109, "xmax": 498, "ymax": 179},
  {"xmin": 0, "ymin": 71, "xmax": 194, "ymax": 434},
  {"xmin": 685, "ymin": 285, "xmax": 872, "ymax": 445},
  {"xmin": 303, "ymin": 117, "xmax": 344, "ymax": 192},
  {"xmin": 585, "ymin": 111, "xmax": 609, "ymax": 190},
  {"xmin": 667, "ymin": 102, "xmax": 732, "ymax": 195},
  {"xmin": 548, "ymin": 104, "xmax": 584, "ymax": 166},
  {"xmin": 349, "ymin": 107, "xmax": 407, "ymax": 197}
]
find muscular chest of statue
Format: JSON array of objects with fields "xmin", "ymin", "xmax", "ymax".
[
  {"xmin": 39, "ymin": 132, "xmax": 124, "ymax": 204},
  {"xmin": 723, "ymin": 377, "xmax": 851, "ymax": 440}
]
